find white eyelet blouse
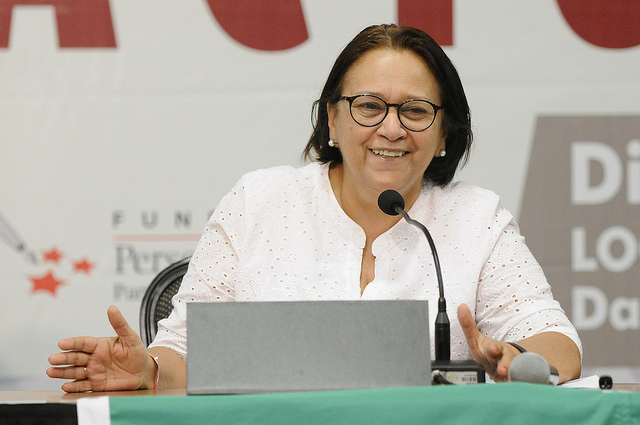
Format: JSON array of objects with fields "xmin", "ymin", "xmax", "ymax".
[{"xmin": 150, "ymin": 162, "xmax": 582, "ymax": 361}]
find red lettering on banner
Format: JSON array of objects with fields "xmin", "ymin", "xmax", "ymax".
[
  {"xmin": 205, "ymin": 0, "xmax": 308, "ymax": 51},
  {"xmin": 557, "ymin": 0, "xmax": 640, "ymax": 49},
  {"xmin": 398, "ymin": 0, "xmax": 453, "ymax": 46},
  {"xmin": 0, "ymin": 0, "xmax": 116, "ymax": 48}
]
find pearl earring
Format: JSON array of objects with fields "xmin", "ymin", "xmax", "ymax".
[
  {"xmin": 328, "ymin": 139, "xmax": 337, "ymax": 148},
  {"xmin": 438, "ymin": 149, "xmax": 446, "ymax": 157}
]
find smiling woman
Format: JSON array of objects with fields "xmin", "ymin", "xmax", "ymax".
[
  {"xmin": 326, "ymin": 48, "xmax": 446, "ymax": 216},
  {"xmin": 305, "ymin": 25, "xmax": 472, "ymax": 189},
  {"xmin": 47, "ymin": 24, "xmax": 582, "ymax": 393}
]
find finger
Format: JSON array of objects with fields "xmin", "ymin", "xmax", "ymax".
[
  {"xmin": 61, "ymin": 378, "xmax": 93, "ymax": 393},
  {"xmin": 48, "ymin": 351, "xmax": 91, "ymax": 366},
  {"xmin": 484, "ymin": 341, "xmax": 504, "ymax": 361},
  {"xmin": 457, "ymin": 304, "xmax": 502, "ymax": 373},
  {"xmin": 46, "ymin": 367, "xmax": 60, "ymax": 379},
  {"xmin": 46, "ymin": 365, "xmax": 89, "ymax": 381},
  {"xmin": 496, "ymin": 358, "xmax": 510, "ymax": 379},
  {"xmin": 57, "ymin": 336, "xmax": 99, "ymax": 354},
  {"xmin": 487, "ymin": 343, "xmax": 508, "ymax": 377},
  {"xmin": 457, "ymin": 304, "xmax": 481, "ymax": 351},
  {"xmin": 458, "ymin": 304, "xmax": 502, "ymax": 358},
  {"xmin": 495, "ymin": 343, "xmax": 521, "ymax": 379},
  {"xmin": 107, "ymin": 305, "xmax": 140, "ymax": 345}
]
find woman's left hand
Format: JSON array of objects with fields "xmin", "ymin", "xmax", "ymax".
[{"xmin": 457, "ymin": 303, "xmax": 521, "ymax": 382}]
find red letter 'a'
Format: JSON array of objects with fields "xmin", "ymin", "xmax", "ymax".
[
  {"xmin": 205, "ymin": 0, "xmax": 308, "ymax": 51},
  {"xmin": 398, "ymin": 0, "xmax": 453, "ymax": 46},
  {"xmin": 557, "ymin": 0, "xmax": 640, "ymax": 49},
  {"xmin": 0, "ymin": 0, "xmax": 116, "ymax": 48}
]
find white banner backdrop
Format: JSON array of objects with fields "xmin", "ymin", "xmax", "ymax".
[{"xmin": 0, "ymin": 0, "xmax": 639, "ymax": 389}]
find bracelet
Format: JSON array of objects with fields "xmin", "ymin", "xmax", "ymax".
[
  {"xmin": 148, "ymin": 353, "xmax": 160, "ymax": 390},
  {"xmin": 507, "ymin": 342, "xmax": 527, "ymax": 353}
]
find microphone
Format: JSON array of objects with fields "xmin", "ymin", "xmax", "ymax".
[
  {"xmin": 378, "ymin": 190, "xmax": 484, "ymax": 384},
  {"xmin": 377, "ymin": 189, "xmax": 450, "ymax": 361},
  {"xmin": 508, "ymin": 352, "xmax": 559, "ymax": 385}
]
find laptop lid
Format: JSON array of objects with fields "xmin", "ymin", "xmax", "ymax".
[{"xmin": 186, "ymin": 300, "xmax": 430, "ymax": 394}]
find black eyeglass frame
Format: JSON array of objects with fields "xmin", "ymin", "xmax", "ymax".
[{"xmin": 338, "ymin": 94, "xmax": 444, "ymax": 132}]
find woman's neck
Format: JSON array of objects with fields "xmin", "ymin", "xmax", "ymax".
[{"xmin": 328, "ymin": 163, "xmax": 403, "ymax": 240}]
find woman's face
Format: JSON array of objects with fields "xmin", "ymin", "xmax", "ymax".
[{"xmin": 328, "ymin": 48, "xmax": 446, "ymax": 204}]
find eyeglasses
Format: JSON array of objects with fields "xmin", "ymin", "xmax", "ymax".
[{"xmin": 338, "ymin": 94, "xmax": 443, "ymax": 132}]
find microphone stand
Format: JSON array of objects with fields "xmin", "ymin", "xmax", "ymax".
[
  {"xmin": 378, "ymin": 190, "xmax": 485, "ymax": 384},
  {"xmin": 394, "ymin": 206, "xmax": 450, "ymax": 362}
]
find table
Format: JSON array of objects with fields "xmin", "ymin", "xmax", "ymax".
[
  {"xmin": 0, "ymin": 389, "xmax": 183, "ymax": 425},
  {"xmin": 2, "ymin": 384, "xmax": 640, "ymax": 425}
]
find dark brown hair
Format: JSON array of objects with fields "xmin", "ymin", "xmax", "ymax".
[{"xmin": 303, "ymin": 24, "xmax": 472, "ymax": 186}]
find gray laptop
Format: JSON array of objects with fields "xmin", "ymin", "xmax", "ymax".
[{"xmin": 186, "ymin": 300, "xmax": 431, "ymax": 394}]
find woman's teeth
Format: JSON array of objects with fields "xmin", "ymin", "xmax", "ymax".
[{"xmin": 371, "ymin": 149, "xmax": 407, "ymax": 157}]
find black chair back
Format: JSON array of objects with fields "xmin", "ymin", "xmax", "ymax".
[{"xmin": 139, "ymin": 257, "xmax": 190, "ymax": 347}]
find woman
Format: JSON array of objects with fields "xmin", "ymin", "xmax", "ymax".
[{"xmin": 47, "ymin": 24, "xmax": 581, "ymax": 392}]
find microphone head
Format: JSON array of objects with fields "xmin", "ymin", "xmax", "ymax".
[
  {"xmin": 508, "ymin": 352, "xmax": 551, "ymax": 384},
  {"xmin": 378, "ymin": 190, "xmax": 405, "ymax": 216}
]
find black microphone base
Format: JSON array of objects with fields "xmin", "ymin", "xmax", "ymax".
[{"xmin": 431, "ymin": 360, "xmax": 485, "ymax": 385}]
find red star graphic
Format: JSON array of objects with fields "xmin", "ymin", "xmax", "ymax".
[
  {"xmin": 30, "ymin": 271, "xmax": 65, "ymax": 296},
  {"xmin": 42, "ymin": 247, "xmax": 64, "ymax": 264},
  {"xmin": 73, "ymin": 258, "xmax": 95, "ymax": 274}
]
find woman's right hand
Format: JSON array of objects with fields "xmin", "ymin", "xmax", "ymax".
[{"xmin": 46, "ymin": 305, "xmax": 156, "ymax": 392}]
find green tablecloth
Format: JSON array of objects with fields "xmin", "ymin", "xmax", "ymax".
[{"xmin": 109, "ymin": 383, "xmax": 640, "ymax": 425}]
